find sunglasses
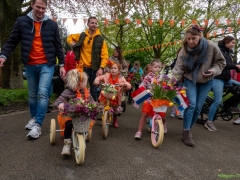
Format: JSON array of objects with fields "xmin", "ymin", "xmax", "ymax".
[{"xmin": 87, "ymin": 37, "xmax": 92, "ymax": 44}]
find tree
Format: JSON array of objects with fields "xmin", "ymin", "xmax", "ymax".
[{"xmin": 0, "ymin": 0, "xmax": 32, "ymax": 88}]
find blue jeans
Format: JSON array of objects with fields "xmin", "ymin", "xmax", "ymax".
[
  {"xmin": 84, "ymin": 68, "xmax": 98, "ymax": 101},
  {"xmin": 183, "ymin": 78, "xmax": 213, "ymax": 130},
  {"xmin": 208, "ymin": 79, "xmax": 240, "ymax": 121},
  {"xmin": 25, "ymin": 64, "xmax": 54, "ymax": 126}
]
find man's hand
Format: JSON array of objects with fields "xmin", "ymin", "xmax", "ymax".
[
  {"xmin": 96, "ymin": 68, "xmax": 103, "ymax": 76},
  {"xmin": 0, "ymin": 58, "xmax": 6, "ymax": 67},
  {"xmin": 70, "ymin": 42, "xmax": 76, "ymax": 47},
  {"xmin": 59, "ymin": 66, "xmax": 66, "ymax": 78}
]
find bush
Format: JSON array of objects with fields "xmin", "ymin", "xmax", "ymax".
[{"xmin": 0, "ymin": 88, "xmax": 28, "ymax": 106}]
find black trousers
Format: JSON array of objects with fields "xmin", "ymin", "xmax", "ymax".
[{"xmin": 64, "ymin": 120, "xmax": 73, "ymax": 139}]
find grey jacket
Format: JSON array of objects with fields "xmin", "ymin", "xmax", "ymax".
[{"xmin": 172, "ymin": 40, "xmax": 226, "ymax": 83}]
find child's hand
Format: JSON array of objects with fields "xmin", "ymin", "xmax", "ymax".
[{"xmin": 58, "ymin": 103, "xmax": 64, "ymax": 111}]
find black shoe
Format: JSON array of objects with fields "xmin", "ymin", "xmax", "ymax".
[{"xmin": 46, "ymin": 108, "xmax": 50, "ymax": 113}]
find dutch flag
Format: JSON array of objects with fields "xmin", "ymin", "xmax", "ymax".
[{"xmin": 131, "ymin": 86, "xmax": 152, "ymax": 105}]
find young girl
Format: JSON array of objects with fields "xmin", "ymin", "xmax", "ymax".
[
  {"xmin": 54, "ymin": 68, "xmax": 94, "ymax": 156},
  {"xmin": 134, "ymin": 59, "xmax": 167, "ymax": 139},
  {"xmin": 94, "ymin": 61, "xmax": 131, "ymax": 128}
]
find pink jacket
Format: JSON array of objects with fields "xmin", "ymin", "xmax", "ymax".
[{"xmin": 94, "ymin": 73, "xmax": 131, "ymax": 106}]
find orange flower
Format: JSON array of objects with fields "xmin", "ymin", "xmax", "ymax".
[{"xmin": 150, "ymin": 99, "xmax": 170, "ymax": 107}]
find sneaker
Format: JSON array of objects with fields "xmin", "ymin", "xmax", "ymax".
[
  {"xmin": 25, "ymin": 118, "xmax": 36, "ymax": 130},
  {"xmin": 231, "ymin": 107, "xmax": 240, "ymax": 113},
  {"xmin": 170, "ymin": 112, "xmax": 176, "ymax": 117},
  {"xmin": 27, "ymin": 123, "xmax": 41, "ymax": 139},
  {"xmin": 134, "ymin": 132, "xmax": 142, "ymax": 140},
  {"xmin": 233, "ymin": 118, "xmax": 240, "ymax": 125},
  {"xmin": 61, "ymin": 139, "xmax": 71, "ymax": 155},
  {"xmin": 204, "ymin": 121, "xmax": 217, "ymax": 132},
  {"xmin": 178, "ymin": 115, "xmax": 183, "ymax": 119}
]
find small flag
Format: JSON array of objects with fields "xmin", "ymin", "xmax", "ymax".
[{"xmin": 131, "ymin": 86, "xmax": 152, "ymax": 105}]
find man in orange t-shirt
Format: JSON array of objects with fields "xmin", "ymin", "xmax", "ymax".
[{"xmin": 0, "ymin": 0, "xmax": 66, "ymax": 139}]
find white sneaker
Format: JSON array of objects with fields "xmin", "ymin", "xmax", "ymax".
[
  {"xmin": 25, "ymin": 118, "xmax": 36, "ymax": 130},
  {"xmin": 27, "ymin": 123, "xmax": 41, "ymax": 139},
  {"xmin": 233, "ymin": 118, "xmax": 240, "ymax": 125},
  {"xmin": 61, "ymin": 139, "xmax": 71, "ymax": 155}
]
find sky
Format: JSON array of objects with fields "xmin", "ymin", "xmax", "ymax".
[{"xmin": 63, "ymin": 18, "xmax": 86, "ymax": 34}]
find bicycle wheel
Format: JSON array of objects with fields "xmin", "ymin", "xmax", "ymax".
[
  {"xmin": 86, "ymin": 129, "xmax": 92, "ymax": 141},
  {"xmin": 73, "ymin": 133, "xmax": 85, "ymax": 164},
  {"xmin": 151, "ymin": 119, "xmax": 164, "ymax": 148},
  {"xmin": 102, "ymin": 111, "xmax": 110, "ymax": 139},
  {"xmin": 50, "ymin": 119, "xmax": 56, "ymax": 144}
]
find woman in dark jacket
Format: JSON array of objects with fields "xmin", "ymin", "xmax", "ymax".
[{"xmin": 205, "ymin": 36, "xmax": 240, "ymax": 131}]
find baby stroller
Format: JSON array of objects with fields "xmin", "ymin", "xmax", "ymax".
[
  {"xmin": 197, "ymin": 84, "xmax": 240, "ymax": 124},
  {"xmin": 49, "ymin": 114, "xmax": 93, "ymax": 165}
]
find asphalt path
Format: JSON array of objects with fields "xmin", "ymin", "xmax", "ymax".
[{"xmin": 0, "ymin": 103, "xmax": 240, "ymax": 180}]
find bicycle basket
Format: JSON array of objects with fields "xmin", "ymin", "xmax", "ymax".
[{"xmin": 72, "ymin": 117, "xmax": 90, "ymax": 133}]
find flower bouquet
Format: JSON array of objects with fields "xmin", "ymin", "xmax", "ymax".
[
  {"xmin": 150, "ymin": 71, "xmax": 186, "ymax": 113},
  {"xmin": 101, "ymin": 84, "xmax": 118, "ymax": 100},
  {"xmin": 62, "ymin": 98, "xmax": 101, "ymax": 133},
  {"xmin": 127, "ymin": 71, "xmax": 142, "ymax": 87}
]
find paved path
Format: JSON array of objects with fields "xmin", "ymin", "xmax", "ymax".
[{"xmin": 0, "ymin": 104, "xmax": 240, "ymax": 180}]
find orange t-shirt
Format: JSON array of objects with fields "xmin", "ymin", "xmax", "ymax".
[{"xmin": 28, "ymin": 21, "xmax": 48, "ymax": 65}]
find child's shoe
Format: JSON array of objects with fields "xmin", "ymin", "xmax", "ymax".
[
  {"xmin": 61, "ymin": 139, "xmax": 71, "ymax": 155},
  {"xmin": 134, "ymin": 131, "xmax": 142, "ymax": 140},
  {"xmin": 113, "ymin": 116, "xmax": 119, "ymax": 128},
  {"xmin": 170, "ymin": 112, "xmax": 176, "ymax": 117}
]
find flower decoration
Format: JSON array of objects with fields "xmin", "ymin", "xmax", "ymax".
[
  {"xmin": 62, "ymin": 98, "xmax": 101, "ymax": 120},
  {"xmin": 127, "ymin": 71, "xmax": 142, "ymax": 87},
  {"xmin": 150, "ymin": 70, "xmax": 186, "ymax": 108}
]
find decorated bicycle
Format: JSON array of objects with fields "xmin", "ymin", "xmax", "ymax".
[
  {"xmin": 132, "ymin": 63, "xmax": 187, "ymax": 148},
  {"xmin": 50, "ymin": 63, "xmax": 100, "ymax": 165}
]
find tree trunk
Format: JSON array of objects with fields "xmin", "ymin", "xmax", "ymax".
[{"xmin": 0, "ymin": 0, "xmax": 24, "ymax": 89}]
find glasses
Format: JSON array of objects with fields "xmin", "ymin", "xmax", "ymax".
[{"xmin": 87, "ymin": 37, "xmax": 92, "ymax": 44}]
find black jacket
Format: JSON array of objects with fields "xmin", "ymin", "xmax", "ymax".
[
  {"xmin": 0, "ymin": 13, "xmax": 64, "ymax": 66},
  {"xmin": 214, "ymin": 42, "xmax": 238, "ymax": 81}
]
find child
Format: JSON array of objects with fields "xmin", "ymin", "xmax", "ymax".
[
  {"xmin": 129, "ymin": 61, "xmax": 143, "ymax": 75},
  {"xmin": 129, "ymin": 61, "xmax": 143, "ymax": 90},
  {"xmin": 134, "ymin": 59, "xmax": 167, "ymax": 139},
  {"xmin": 54, "ymin": 68, "xmax": 94, "ymax": 156},
  {"xmin": 94, "ymin": 61, "xmax": 131, "ymax": 128}
]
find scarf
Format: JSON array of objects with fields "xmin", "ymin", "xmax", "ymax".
[{"xmin": 183, "ymin": 37, "xmax": 208, "ymax": 84}]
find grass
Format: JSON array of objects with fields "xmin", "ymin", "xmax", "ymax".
[{"xmin": 0, "ymin": 80, "xmax": 58, "ymax": 106}]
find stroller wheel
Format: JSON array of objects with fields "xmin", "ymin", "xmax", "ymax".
[{"xmin": 220, "ymin": 110, "xmax": 232, "ymax": 121}]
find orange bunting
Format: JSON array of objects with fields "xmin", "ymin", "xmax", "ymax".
[
  {"xmin": 213, "ymin": 31, "xmax": 217, "ymax": 37},
  {"xmin": 136, "ymin": 19, "xmax": 141, "ymax": 25},
  {"xmin": 125, "ymin": 19, "xmax": 130, "ymax": 24},
  {"xmin": 221, "ymin": 29, "xmax": 225, "ymax": 34},
  {"xmin": 226, "ymin": 19, "xmax": 231, "ymax": 25},
  {"xmin": 192, "ymin": 19, "xmax": 197, "ymax": 25},
  {"xmin": 83, "ymin": 18, "xmax": 87, "ymax": 24},
  {"xmin": 204, "ymin": 19, "xmax": 209, "ymax": 27},
  {"xmin": 104, "ymin": 19, "xmax": 109, "ymax": 26},
  {"xmin": 181, "ymin": 19, "xmax": 185, "ymax": 27},
  {"xmin": 170, "ymin": 19, "xmax": 174, "ymax": 27},
  {"xmin": 228, "ymin": 27, "xmax": 232, "ymax": 33},
  {"xmin": 238, "ymin": 19, "xmax": 240, "ymax": 25},
  {"xmin": 52, "ymin": 18, "xmax": 57, "ymax": 22},
  {"xmin": 115, "ymin": 19, "xmax": 120, "ymax": 24},
  {"xmin": 158, "ymin": 19, "xmax": 164, "ymax": 27},
  {"xmin": 148, "ymin": 19, "xmax": 153, "ymax": 26},
  {"xmin": 73, "ymin": 18, "xmax": 78, "ymax": 25},
  {"xmin": 206, "ymin": 33, "xmax": 210, "ymax": 38},
  {"xmin": 215, "ymin": 19, "xmax": 219, "ymax": 26}
]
